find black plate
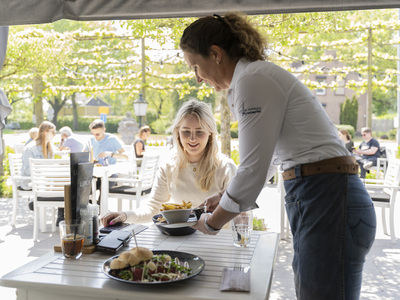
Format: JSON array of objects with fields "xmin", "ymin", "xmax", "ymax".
[
  {"xmin": 152, "ymin": 214, "xmax": 197, "ymax": 236},
  {"xmin": 102, "ymin": 250, "xmax": 205, "ymax": 285}
]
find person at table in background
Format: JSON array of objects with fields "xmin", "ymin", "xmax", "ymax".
[
  {"xmin": 180, "ymin": 12, "xmax": 375, "ymax": 300},
  {"xmin": 89, "ymin": 119, "xmax": 128, "ymax": 201},
  {"xmin": 101, "ymin": 99, "xmax": 237, "ymax": 226},
  {"xmin": 89, "ymin": 119, "xmax": 128, "ymax": 164},
  {"xmin": 338, "ymin": 129, "xmax": 354, "ymax": 153},
  {"xmin": 353, "ymin": 126, "xmax": 381, "ymax": 178},
  {"xmin": 20, "ymin": 121, "xmax": 59, "ymax": 214},
  {"xmin": 133, "ymin": 125, "xmax": 151, "ymax": 167},
  {"xmin": 134, "ymin": 125, "xmax": 151, "ymax": 158},
  {"xmin": 24, "ymin": 127, "xmax": 38, "ymax": 146},
  {"xmin": 58, "ymin": 126, "xmax": 87, "ymax": 153}
]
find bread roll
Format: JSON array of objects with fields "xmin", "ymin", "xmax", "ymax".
[
  {"xmin": 110, "ymin": 258, "xmax": 129, "ymax": 270},
  {"xmin": 119, "ymin": 251, "xmax": 141, "ymax": 266},
  {"xmin": 130, "ymin": 247, "xmax": 153, "ymax": 261}
]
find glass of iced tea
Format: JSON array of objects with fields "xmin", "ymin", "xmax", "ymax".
[{"xmin": 59, "ymin": 220, "xmax": 86, "ymax": 259}]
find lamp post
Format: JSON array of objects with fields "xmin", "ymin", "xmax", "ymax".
[{"xmin": 133, "ymin": 93, "xmax": 148, "ymax": 128}]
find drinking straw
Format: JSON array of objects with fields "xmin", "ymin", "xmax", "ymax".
[{"xmin": 132, "ymin": 229, "xmax": 139, "ymax": 248}]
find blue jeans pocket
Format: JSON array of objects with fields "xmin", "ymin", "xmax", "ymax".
[
  {"xmin": 285, "ymin": 194, "xmax": 300, "ymax": 251},
  {"xmin": 347, "ymin": 203, "xmax": 376, "ymax": 249}
]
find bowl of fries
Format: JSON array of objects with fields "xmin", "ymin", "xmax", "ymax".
[{"xmin": 160, "ymin": 201, "xmax": 193, "ymax": 223}]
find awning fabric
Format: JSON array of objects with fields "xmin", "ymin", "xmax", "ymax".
[{"xmin": 1, "ymin": 0, "xmax": 400, "ymax": 26}]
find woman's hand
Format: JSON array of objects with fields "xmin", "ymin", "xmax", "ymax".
[{"xmin": 101, "ymin": 211, "xmax": 127, "ymax": 227}]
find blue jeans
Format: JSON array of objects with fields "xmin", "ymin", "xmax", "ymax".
[{"xmin": 284, "ymin": 170, "xmax": 376, "ymax": 300}]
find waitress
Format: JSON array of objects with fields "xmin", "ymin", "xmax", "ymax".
[{"xmin": 180, "ymin": 12, "xmax": 376, "ymax": 300}]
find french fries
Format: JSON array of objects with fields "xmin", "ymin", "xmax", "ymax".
[{"xmin": 160, "ymin": 200, "xmax": 192, "ymax": 211}]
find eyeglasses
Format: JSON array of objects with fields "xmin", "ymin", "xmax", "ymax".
[{"xmin": 179, "ymin": 129, "xmax": 208, "ymax": 139}]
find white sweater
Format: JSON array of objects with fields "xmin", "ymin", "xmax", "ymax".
[{"xmin": 125, "ymin": 153, "xmax": 237, "ymax": 223}]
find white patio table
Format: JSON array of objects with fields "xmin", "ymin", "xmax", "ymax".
[{"xmin": 0, "ymin": 227, "xmax": 279, "ymax": 300}]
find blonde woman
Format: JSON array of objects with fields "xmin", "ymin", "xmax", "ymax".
[
  {"xmin": 102, "ymin": 99, "xmax": 237, "ymax": 225},
  {"xmin": 20, "ymin": 121, "xmax": 57, "ymax": 190}
]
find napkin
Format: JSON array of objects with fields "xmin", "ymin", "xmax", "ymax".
[{"xmin": 220, "ymin": 266, "xmax": 250, "ymax": 292}]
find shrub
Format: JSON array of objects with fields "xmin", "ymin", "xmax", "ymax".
[
  {"xmin": 0, "ymin": 146, "xmax": 14, "ymax": 197},
  {"xmin": 335, "ymin": 124, "xmax": 355, "ymax": 138},
  {"xmin": 231, "ymin": 148, "xmax": 240, "ymax": 165},
  {"xmin": 340, "ymin": 96, "xmax": 358, "ymax": 131}
]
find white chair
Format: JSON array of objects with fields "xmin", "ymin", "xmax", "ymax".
[
  {"xmin": 108, "ymin": 154, "xmax": 160, "ymax": 211},
  {"xmin": 30, "ymin": 158, "xmax": 70, "ymax": 241},
  {"xmin": 8, "ymin": 153, "xmax": 31, "ymax": 225},
  {"xmin": 364, "ymin": 158, "xmax": 400, "ymax": 244}
]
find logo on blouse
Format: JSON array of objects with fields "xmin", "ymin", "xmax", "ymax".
[{"xmin": 239, "ymin": 103, "xmax": 261, "ymax": 116}]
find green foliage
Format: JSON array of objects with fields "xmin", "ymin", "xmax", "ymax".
[
  {"xmin": 0, "ymin": 146, "xmax": 14, "ymax": 197},
  {"xmin": 57, "ymin": 115, "xmax": 124, "ymax": 133},
  {"xmin": 340, "ymin": 96, "xmax": 358, "ymax": 131},
  {"xmin": 335, "ymin": 124, "xmax": 355, "ymax": 138},
  {"xmin": 388, "ymin": 128, "xmax": 397, "ymax": 140},
  {"xmin": 231, "ymin": 148, "xmax": 240, "ymax": 165},
  {"xmin": 253, "ymin": 217, "xmax": 268, "ymax": 231}
]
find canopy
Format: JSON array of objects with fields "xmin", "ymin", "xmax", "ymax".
[{"xmin": 0, "ymin": 0, "xmax": 400, "ymax": 26}]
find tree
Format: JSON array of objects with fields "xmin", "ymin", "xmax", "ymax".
[{"xmin": 340, "ymin": 95, "xmax": 359, "ymax": 131}]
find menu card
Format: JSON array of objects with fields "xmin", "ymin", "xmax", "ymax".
[{"xmin": 69, "ymin": 152, "xmax": 94, "ymax": 221}]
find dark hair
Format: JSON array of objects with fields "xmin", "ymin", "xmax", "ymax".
[
  {"xmin": 89, "ymin": 119, "xmax": 105, "ymax": 130},
  {"xmin": 180, "ymin": 12, "xmax": 267, "ymax": 62}
]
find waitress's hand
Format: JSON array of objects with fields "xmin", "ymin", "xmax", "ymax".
[
  {"xmin": 101, "ymin": 211, "xmax": 127, "ymax": 227},
  {"xmin": 192, "ymin": 213, "xmax": 219, "ymax": 235}
]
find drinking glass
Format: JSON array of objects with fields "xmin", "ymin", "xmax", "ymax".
[
  {"xmin": 59, "ymin": 220, "xmax": 86, "ymax": 259},
  {"xmin": 231, "ymin": 211, "xmax": 253, "ymax": 247}
]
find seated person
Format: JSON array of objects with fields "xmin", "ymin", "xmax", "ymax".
[
  {"xmin": 24, "ymin": 127, "xmax": 39, "ymax": 146},
  {"xmin": 338, "ymin": 129, "xmax": 354, "ymax": 153},
  {"xmin": 58, "ymin": 126, "xmax": 87, "ymax": 153},
  {"xmin": 89, "ymin": 119, "xmax": 128, "ymax": 199},
  {"xmin": 89, "ymin": 119, "xmax": 128, "ymax": 164},
  {"xmin": 101, "ymin": 99, "xmax": 237, "ymax": 226},
  {"xmin": 134, "ymin": 125, "xmax": 151, "ymax": 158},
  {"xmin": 20, "ymin": 121, "xmax": 61, "ymax": 218},
  {"xmin": 353, "ymin": 127, "xmax": 380, "ymax": 178}
]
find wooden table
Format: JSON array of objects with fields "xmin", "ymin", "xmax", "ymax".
[
  {"xmin": 92, "ymin": 161, "xmax": 136, "ymax": 216},
  {"xmin": 0, "ymin": 227, "xmax": 279, "ymax": 300}
]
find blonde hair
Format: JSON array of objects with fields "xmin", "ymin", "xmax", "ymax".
[
  {"xmin": 171, "ymin": 99, "xmax": 220, "ymax": 191},
  {"xmin": 180, "ymin": 12, "xmax": 267, "ymax": 62},
  {"xmin": 36, "ymin": 121, "xmax": 56, "ymax": 159}
]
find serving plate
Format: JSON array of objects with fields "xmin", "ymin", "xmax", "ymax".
[
  {"xmin": 102, "ymin": 250, "xmax": 205, "ymax": 285},
  {"xmin": 156, "ymin": 220, "xmax": 198, "ymax": 228}
]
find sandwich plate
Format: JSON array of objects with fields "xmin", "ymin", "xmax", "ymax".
[{"xmin": 102, "ymin": 250, "xmax": 205, "ymax": 285}]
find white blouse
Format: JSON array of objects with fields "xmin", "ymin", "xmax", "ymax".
[
  {"xmin": 126, "ymin": 153, "xmax": 237, "ymax": 223},
  {"xmin": 220, "ymin": 58, "xmax": 349, "ymax": 213}
]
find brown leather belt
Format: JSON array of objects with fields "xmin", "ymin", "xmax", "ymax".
[{"xmin": 282, "ymin": 156, "xmax": 359, "ymax": 181}]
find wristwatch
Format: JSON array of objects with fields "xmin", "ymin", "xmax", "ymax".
[{"xmin": 204, "ymin": 213, "xmax": 221, "ymax": 233}]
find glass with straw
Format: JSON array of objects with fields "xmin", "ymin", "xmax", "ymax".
[{"xmin": 59, "ymin": 220, "xmax": 86, "ymax": 259}]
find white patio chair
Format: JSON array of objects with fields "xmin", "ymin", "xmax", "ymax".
[
  {"xmin": 8, "ymin": 153, "xmax": 31, "ymax": 225},
  {"xmin": 108, "ymin": 154, "xmax": 160, "ymax": 211},
  {"xmin": 30, "ymin": 158, "xmax": 70, "ymax": 241},
  {"xmin": 364, "ymin": 158, "xmax": 400, "ymax": 244}
]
